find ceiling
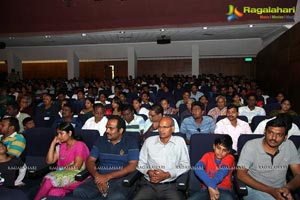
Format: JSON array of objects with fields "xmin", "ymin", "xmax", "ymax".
[{"xmin": 0, "ymin": 22, "xmax": 293, "ymax": 47}]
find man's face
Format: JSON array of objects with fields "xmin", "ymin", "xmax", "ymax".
[
  {"xmin": 62, "ymin": 106, "xmax": 73, "ymax": 118},
  {"xmin": 25, "ymin": 120, "xmax": 35, "ymax": 130},
  {"xmin": 183, "ymin": 92, "xmax": 190, "ymax": 102},
  {"xmin": 160, "ymin": 100, "xmax": 169, "ymax": 111},
  {"xmin": 217, "ymin": 98, "xmax": 226, "ymax": 110},
  {"xmin": 191, "ymin": 86, "xmax": 198, "ymax": 94},
  {"xmin": 6, "ymin": 105, "xmax": 18, "ymax": 117},
  {"xmin": 106, "ymin": 119, "xmax": 123, "ymax": 142},
  {"xmin": 247, "ymin": 96, "xmax": 256, "ymax": 107},
  {"xmin": 264, "ymin": 126, "xmax": 287, "ymax": 148},
  {"xmin": 149, "ymin": 110, "xmax": 162, "ymax": 123},
  {"xmin": 122, "ymin": 109, "xmax": 134, "ymax": 123},
  {"xmin": 94, "ymin": 107, "xmax": 104, "ymax": 121},
  {"xmin": 0, "ymin": 119, "xmax": 11, "ymax": 136},
  {"xmin": 191, "ymin": 105, "xmax": 204, "ymax": 120},
  {"xmin": 158, "ymin": 118, "xmax": 174, "ymax": 140},
  {"xmin": 226, "ymin": 108, "xmax": 238, "ymax": 121},
  {"xmin": 43, "ymin": 95, "xmax": 52, "ymax": 106}
]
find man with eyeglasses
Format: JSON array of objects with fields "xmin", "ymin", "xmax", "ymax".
[
  {"xmin": 237, "ymin": 115, "xmax": 300, "ymax": 200},
  {"xmin": 134, "ymin": 116, "xmax": 190, "ymax": 200},
  {"xmin": 73, "ymin": 115, "xmax": 139, "ymax": 199},
  {"xmin": 180, "ymin": 101, "xmax": 215, "ymax": 144}
]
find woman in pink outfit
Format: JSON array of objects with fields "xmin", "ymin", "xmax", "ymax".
[{"xmin": 34, "ymin": 122, "xmax": 89, "ymax": 200}]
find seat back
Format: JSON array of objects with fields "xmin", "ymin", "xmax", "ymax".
[
  {"xmin": 293, "ymin": 116, "xmax": 300, "ymax": 129},
  {"xmin": 76, "ymin": 129, "xmax": 100, "ymax": 150},
  {"xmin": 288, "ymin": 135, "xmax": 300, "ymax": 149},
  {"xmin": 23, "ymin": 127, "xmax": 56, "ymax": 172},
  {"xmin": 251, "ymin": 116, "xmax": 268, "ymax": 131},
  {"xmin": 237, "ymin": 134, "xmax": 264, "ymax": 159},
  {"xmin": 123, "ymin": 131, "xmax": 141, "ymax": 147}
]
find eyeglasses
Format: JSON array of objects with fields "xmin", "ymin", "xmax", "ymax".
[
  {"xmin": 106, "ymin": 127, "xmax": 118, "ymax": 131},
  {"xmin": 158, "ymin": 125, "xmax": 173, "ymax": 129}
]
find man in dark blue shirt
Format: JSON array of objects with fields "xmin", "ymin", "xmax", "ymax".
[{"xmin": 73, "ymin": 115, "xmax": 139, "ymax": 199}]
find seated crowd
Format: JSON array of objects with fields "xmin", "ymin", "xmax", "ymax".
[{"xmin": 0, "ymin": 73, "xmax": 300, "ymax": 200}]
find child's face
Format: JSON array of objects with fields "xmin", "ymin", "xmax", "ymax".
[
  {"xmin": 25, "ymin": 120, "xmax": 35, "ymax": 129},
  {"xmin": 213, "ymin": 144, "xmax": 229, "ymax": 160}
]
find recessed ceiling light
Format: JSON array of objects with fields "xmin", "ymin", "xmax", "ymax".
[
  {"xmin": 45, "ymin": 35, "xmax": 51, "ymax": 38},
  {"xmin": 9, "ymin": 37, "xmax": 15, "ymax": 40},
  {"xmin": 249, "ymin": 24, "xmax": 254, "ymax": 28},
  {"xmin": 81, "ymin": 33, "xmax": 87, "ymax": 37},
  {"xmin": 160, "ymin": 28, "xmax": 165, "ymax": 32},
  {"xmin": 119, "ymin": 31, "xmax": 125, "ymax": 34},
  {"xmin": 203, "ymin": 27, "xmax": 208, "ymax": 30}
]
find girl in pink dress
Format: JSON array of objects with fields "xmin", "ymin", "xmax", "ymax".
[{"xmin": 34, "ymin": 122, "xmax": 89, "ymax": 199}]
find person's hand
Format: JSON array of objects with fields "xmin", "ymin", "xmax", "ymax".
[
  {"xmin": 96, "ymin": 181, "xmax": 108, "ymax": 195},
  {"xmin": 51, "ymin": 136, "xmax": 60, "ymax": 146},
  {"xmin": 269, "ymin": 187, "xmax": 292, "ymax": 200},
  {"xmin": 94, "ymin": 173, "xmax": 111, "ymax": 185},
  {"xmin": 149, "ymin": 169, "xmax": 170, "ymax": 183},
  {"xmin": 208, "ymin": 187, "xmax": 220, "ymax": 200}
]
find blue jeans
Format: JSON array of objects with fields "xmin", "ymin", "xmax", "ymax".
[
  {"xmin": 188, "ymin": 188, "xmax": 235, "ymax": 200},
  {"xmin": 73, "ymin": 177, "xmax": 133, "ymax": 200},
  {"xmin": 244, "ymin": 186, "xmax": 275, "ymax": 200}
]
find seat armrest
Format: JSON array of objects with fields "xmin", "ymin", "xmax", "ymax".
[
  {"xmin": 233, "ymin": 177, "xmax": 248, "ymax": 197},
  {"xmin": 176, "ymin": 171, "xmax": 189, "ymax": 191},
  {"xmin": 122, "ymin": 171, "xmax": 142, "ymax": 187},
  {"xmin": 75, "ymin": 169, "xmax": 90, "ymax": 181}
]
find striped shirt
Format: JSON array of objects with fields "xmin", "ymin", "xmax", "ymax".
[
  {"xmin": 2, "ymin": 132, "xmax": 26, "ymax": 158},
  {"xmin": 125, "ymin": 114, "xmax": 145, "ymax": 133}
]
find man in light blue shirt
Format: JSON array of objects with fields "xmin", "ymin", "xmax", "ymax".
[{"xmin": 180, "ymin": 102, "xmax": 215, "ymax": 144}]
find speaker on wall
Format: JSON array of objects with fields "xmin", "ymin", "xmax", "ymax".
[
  {"xmin": 0, "ymin": 42, "xmax": 6, "ymax": 49},
  {"xmin": 157, "ymin": 35, "xmax": 171, "ymax": 44}
]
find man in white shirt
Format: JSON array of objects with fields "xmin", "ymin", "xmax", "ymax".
[
  {"xmin": 134, "ymin": 116, "xmax": 190, "ymax": 200},
  {"xmin": 239, "ymin": 94, "xmax": 266, "ymax": 123},
  {"xmin": 82, "ymin": 104, "xmax": 108, "ymax": 136},
  {"xmin": 254, "ymin": 113, "xmax": 300, "ymax": 138},
  {"xmin": 121, "ymin": 104, "xmax": 145, "ymax": 133},
  {"xmin": 215, "ymin": 104, "xmax": 252, "ymax": 151}
]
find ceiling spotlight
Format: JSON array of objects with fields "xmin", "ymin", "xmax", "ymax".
[
  {"xmin": 8, "ymin": 37, "xmax": 15, "ymax": 40},
  {"xmin": 81, "ymin": 33, "xmax": 87, "ymax": 37},
  {"xmin": 119, "ymin": 31, "xmax": 125, "ymax": 34},
  {"xmin": 45, "ymin": 35, "xmax": 51, "ymax": 38},
  {"xmin": 249, "ymin": 24, "xmax": 254, "ymax": 28},
  {"xmin": 160, "ymin": 28, "xmax": 165, "ymax": 32},
  {"xmin": 203, "ymin": 27, "xmax": 208, "ymax": 30}
]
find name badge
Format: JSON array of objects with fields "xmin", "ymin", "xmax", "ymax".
[{"xmin": 44, "ymin": 117, "xmax": 50, "ymax": 120}]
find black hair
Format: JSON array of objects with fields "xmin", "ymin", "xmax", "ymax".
[
  {"xmin": 108, "ymin": 115, "xmax": 126, "ymax": 133},
  {"xmin": 62, "ymin": 103, "xmax": 73, "ymax": 113},
  {"xmin": 214, "ymin": 134, "xmax": 233, "ymax": 151},
  {"xmin": 227, "ymin": 104, "xmax": 238, "ymax": 112},
  {"xmin": 266, "ymin": 113, "xmax": 292, "ymax": 135},
  {"xmin": 22, "ymin": 117, "xmax": 34, "ymax": 126},
  {"xmin": 56, "ymin": 122, "xmax": 75, "ymax": 139},
  {"xmin": 133, "ymin": 97, "xmax": 142, "ymax": 104},
  {"xmin": 85, "ymin": 97, "xmax": 95, "ymax": 105},
  {"xmin": 122, "ymin": 104, "xmax": 134, "ymax": 112},
  {"xmin": 6, "ymin": 101, "xmax": 19, "ymax": 111},
  {"xmin": 191, "ymin": 101, "xmax": 205, "ymax": 111},
  {"xmin": 112, "ymin": 96, "xmax": 123, "ymax": 112},
  {"xmin": 150, "ymin": 104, "xmax": 163, "ymax": 115}
]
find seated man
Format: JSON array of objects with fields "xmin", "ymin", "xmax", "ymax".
[
  {"xmin": 134, "ymin": 116, "xmax": 190, "ymax": 200},
  {"xmin": 188, "ymin": 135, "xmax": 235, "ymax": 200},
  {"xmin": 215, "ymin": 104, "xmax": 252, "ymax": 151},
  {"xmin": 238, "ymin": 94, "xmax": 266, "ymax": 123},
  {"xmin": 207, "ymin": 95, "xmax": 227, "ymax": 123},
  {"xmin": 237, "ymin": 116, "xmax": 300, "ymax": 200},
  {"xmin": 82, "ymin": 103, "xmax": 108, "ymax": 136},
  {"xmin": 121, "ymin": 104, "xmax": 145, "ymax": 133},
  {"xmin": 180, "ymin": 102, "xmax": 215, "ymax": 144},
  {"xmin": 73, "ymin": 115, "xmax": 139, "ymax": 199}
]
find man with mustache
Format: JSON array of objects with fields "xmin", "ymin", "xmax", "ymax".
[{"xmin": 237, "ymin": 116, "xmax": 300, "ymax": 200}]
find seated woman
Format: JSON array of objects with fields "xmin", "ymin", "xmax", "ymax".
[
  {"xmin": 79, "ymin": 98, "xmax": 94, "ymax": 123},
  {"xmin": 269, "ymin": 98, "xmax": 297, "ymax": 117},
  {"xmin": 111, "ymin": 96, "xmax": 123, "ymax": 116},
  {"xmin": 34, "ymin": 122, "xmax": 89, "ymax": 199},
  {"xmin": 0, "ymin": 141, "xmax": 25, "ymax": 187},
  {"xmin": 231, "ymin": 93, "xmax": 244, "ymax": 107},
  {"xmin": 160, "ymin": 98, "xmax": 177, "ymax": 115},
  {"xmin": 132, "ymin": 97, "xmax": 149, "ymax": 119}
]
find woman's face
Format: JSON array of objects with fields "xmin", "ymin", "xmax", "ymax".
[
  {"xmin": 85, "ymin": 99, "xmax": 93, "ymax": 109},
  {"xmin": 281, "ymin": 100, "xmax": 291, "ymax": 112},
  {"xmin": 133, "ymin": 100, "xmax": 140, "ymax": 110},
  {"xmin": 160, "ymin": 100, "xmax": 169, "ymax": 111},
  {"xmin": 112, "ymin": 100, "xmax": 119, "ymax": 109},
  {"xmin": 57, "ymin": 130, "xmax": 72, "ymax": 143},
  {"xmin": 233, "ymin": 95, "xmax": 240, "ymax": 103}
]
